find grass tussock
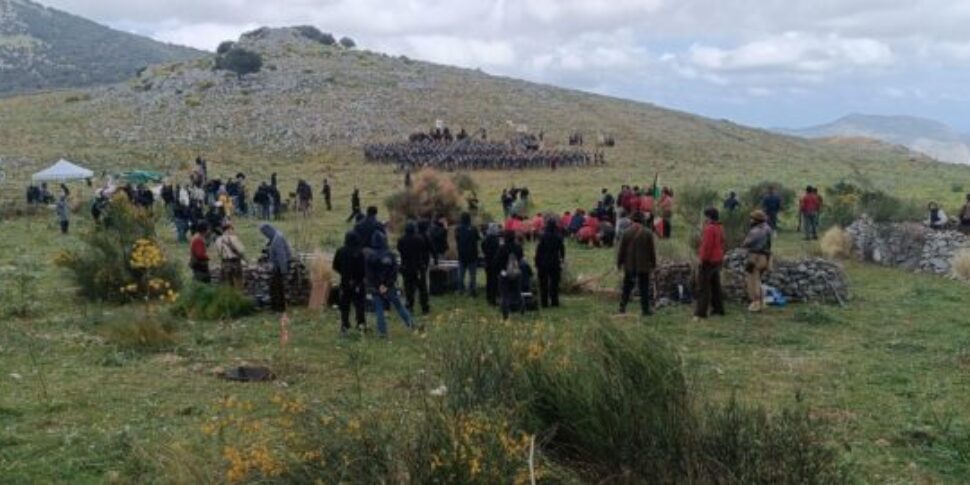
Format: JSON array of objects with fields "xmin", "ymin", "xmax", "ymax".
[
  {"xmin": 820, "ymin": 226, "xmax": 853, "ymax": 259},
  {"xmin": 171, "ymin": 283, "xmax": 256, "ymax": 321},
  {"xmin": 952, "ymin": 249, "xmax": 970, "ymax": 282},
  {"xmin": 100, "ymin": 317, "xmax": 178, "ymax": 352}
]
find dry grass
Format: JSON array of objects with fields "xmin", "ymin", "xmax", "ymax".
[
  {"xmin": 821, "ymin": 226, "xmax": 853, "ymax": 259},
  {"xmin": 951, "ymin": 248, "xmax": 970, "ymax": 282}
]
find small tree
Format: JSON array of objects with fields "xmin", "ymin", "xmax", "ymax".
[
  {"xmin": 339, "ymin": 37, "xmax": 357, "ymax": 49},
  {"xmin": 216, "ymin": 40, "xmax": 235, "ymax": 55},
  {"xmin": 295, "ymin": 26, "xmax": 336, "ymax": 45},
  {"xmin": 215, "ymin": 48, "xmax": 264, "ymax": 78}
]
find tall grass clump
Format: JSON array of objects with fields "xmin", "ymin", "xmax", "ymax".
[
  {"xmin": 820, "ymin": 226, "xmax": 853, "ymax": 259},
  {"xmin": 952, "ymin": 249, "xmax": 970, "ymax": 282},
  {"xmin": 171, "ymin": 283, "xmax": 255, "ymax": 321},
  {"xmin": 384, "ymin": 169, "xmax": 475, "ymax": 228}
]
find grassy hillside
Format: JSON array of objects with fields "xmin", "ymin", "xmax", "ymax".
[
  {"xmin": 1, "ymin": 26, "xmax": 968, "ymax": 210},
  {"xmin": 0, "ymin": 0, "xmax": 204, "ymax": 96}
]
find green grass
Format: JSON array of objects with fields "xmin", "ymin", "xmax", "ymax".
[{"xmin": 1, "ymin": 190, "xmax": 969, "ymax": 482}]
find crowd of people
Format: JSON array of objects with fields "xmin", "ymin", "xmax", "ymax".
[{"xmin": 363, "ymin": 139, "xmax": 602, "ymax": 172}]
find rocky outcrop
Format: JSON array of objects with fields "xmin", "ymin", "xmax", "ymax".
[{"xmin": 846, "ymin": 217, "xmax": 968, "ymax": 275}]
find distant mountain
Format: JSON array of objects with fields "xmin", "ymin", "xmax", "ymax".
[
  {"xmin": 0, "ymin": 0, "xmax": 204, "ymax": 96},
  {"xmin": 777, "ymin": 114, "xmax": 970, "ymax": 165}
]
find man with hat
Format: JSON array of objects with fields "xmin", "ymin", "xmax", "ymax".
[
  {"xmin": 742, "ymin": 210, "xmax": 773, "ymax": 312},
  {"xmin": 214, "ymin": 222, "xmax": 246, "ymax": 289}
]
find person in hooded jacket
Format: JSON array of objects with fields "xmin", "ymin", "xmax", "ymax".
[
  {"xmin": 333, "ymin": 231, "xmax": 367, "ymax": 334},
  {"xmin": 493, "ymin": 230, "xmax": 525, "ymax": 320},
  {"xmin": 534, "ymin": 218, "xmax": 565, "ymax": 308},
  {"xmin": 397, "ymin": 221, "xmax": 432, "ymax": 315},
  {"xmin": 260, "ymin": 224, "xmax": 292, "ymax": 313},
  {"xmin": 455, "ymin": 212, "xmax": 481, "ymax": 297},
  {"xmin": 365, "ymin": 232, "xmax": 415, "ymax": 338},
  {"xmin": 481, "ymin": 223, "xmax": 502, "ymax": 306},
  {"xmin": 355, "ymin": 206, "xmax": 384, "ymax": 249}
]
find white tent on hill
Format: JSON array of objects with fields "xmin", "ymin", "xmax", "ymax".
[{"xmin": 31, "ymin": 159, "xmax": 93, "ymax": 182}]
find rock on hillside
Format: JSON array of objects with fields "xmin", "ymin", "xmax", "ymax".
[{"xmin": 0, "ymin": 0, "xmax": 204, "ymax": 96}]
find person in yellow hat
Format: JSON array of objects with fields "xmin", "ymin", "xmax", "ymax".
[{"xmin": 741, "ymin": 210, "xmax": 773, "ymax": 312}]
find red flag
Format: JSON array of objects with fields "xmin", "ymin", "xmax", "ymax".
[{"xmin": 280, "ymin": 313, "xmax": 290, "ymax": 348}]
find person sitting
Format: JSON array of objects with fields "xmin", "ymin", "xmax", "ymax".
[
  {"xmin": 577, "ymin": 215, "xmax": 600, "ymax": 247},
  {"xmin": 959, "ymin": 193, "xmax": 970, "ymax": 235},
  {"xmin": 926, "ymin": 202, "xmax": 948, "ymax": 230}
]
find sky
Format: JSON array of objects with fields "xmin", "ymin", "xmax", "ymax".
[{"xmin": 41, "ymin": 0, "xmax": 970, "ymax": 132}]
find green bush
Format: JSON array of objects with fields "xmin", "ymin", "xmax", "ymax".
[
  {"xmin": 100, "ymin": 316, "xmax": 179, "ymax": 352},
  {"xmin": 294, "ymin": 26, "xmax": 335, "ymax": 45},
  {"xmin": 677, "ymin": 184, "xmax": 721, "ymax": 228},
  {"xmin": 339, "ymin": 37, "xmax": 357, "ymax": 49},
  {"xmin": 56, "ymin": 196, "xmax": 182, "ymax": 304},
  {"xmin": 744, "ymin": 181, "xmax": 796, "ymax": 214},
  {"xmin": 215, "ymin": 40, "xmax": 235, "ymax": 55},
  {"xmin": 172, "ymin": 283, "xmax": 255, "ymax": 321},
  {"xmin": 214, "ymin": 48, "xmax": 263, "ymax": 77}
]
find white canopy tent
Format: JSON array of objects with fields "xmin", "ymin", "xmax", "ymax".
[{"xmin": 31, "ymin": 159, "xmax": 94, "ymax": 182}]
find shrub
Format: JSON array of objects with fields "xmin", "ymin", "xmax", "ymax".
[
  {"xmin": 100, "ymin": 315, "xmax": 179, "ymax": 352},
  {"xmin": 744, "ymin": 181, "xmax": 795, "ymax": 213},
  {"xmin": 216, "ymin": 40, "xmax": 235, "ymax": 55},
  {"xmin": 820, "ymin": 226, "xmax": 853, "ymax": 259},
  {"xmin": 294, "ymin": 26, "xmax": 335, "ymax": 45},
  {"xmin": 339, "ymin": 37, "xmax": 357, "ymax": 49},
  {"xmin": 677, "ymin": 184, "xmax": 720, "ymax": 228},
  {"xmin": 952, "ymin": 249, "xmax": 970, "ymax": 282},
  {"xmin": 0, "ymin": 259, "xmax": 40, "ymax": 318},
  {"xmin": 55, "ymin": 196, "xmax": 181, "ymax": 304},
  {"xmin": 384, "ymin": 169, "xmax": 474, "ymax": 228},
  {"xmin": 171, "ymin": 283, "xmax": 255, "ymax": 321},
  {"xmin": 214, "ymin": 48, "xmax": 263, "ymax": 77}
]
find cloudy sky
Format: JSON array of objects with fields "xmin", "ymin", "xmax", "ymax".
[{"xmin": 43, "ymin": 0, "xmax": 970, "ymax": 131}]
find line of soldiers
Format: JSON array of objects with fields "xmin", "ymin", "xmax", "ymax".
[{"xmin": 363, "ymin": 139, "xmax": 601, "ymax": 171}]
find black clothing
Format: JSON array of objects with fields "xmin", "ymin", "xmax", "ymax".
[
  {"xmin": 334, "ymin": 233, "xmax": 368, "ymax": 330},
  {"xmin": 455, "ymin": 223, "xmax": 481, "ymax": 264},
  {"xmin": 620, "ymin": 271, "xmax": 652, "ymax": 316},
  {"xmin": 482, "ymin": 234, "xmax": 501, "ymax": 305},
  {"xmin": 695, "ymin": 263, "xmax": 725, "ymax": 318},
  {"xmin": 355, "ymin": 216, "xmax": 384, "ymax": 250}
]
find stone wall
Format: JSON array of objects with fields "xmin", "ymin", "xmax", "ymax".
[
  {"xmin": 649, "ymin": 251, "xmax": 850, "ymax": 306},
  {"xmin": 212, "ymin": 254, "xmax": 313, "ymax": 307},
  {"xmin": 846, "ymin": 217, "xmax": 968, "ymax": 275},
  {"xmin": 722, "ymin": 250, "xmax": 849, "ymax": 304}
]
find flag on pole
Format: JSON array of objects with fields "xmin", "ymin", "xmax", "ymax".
[{"xmin": 280, "ymin": 313, "xmax": 290, "ymax": 348}]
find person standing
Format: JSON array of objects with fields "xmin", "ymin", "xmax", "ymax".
[
  {"xmin": 355, "ymin": 207, "xmax": 384, "ymax": 249},
  {"xmin": 741, "ymin": 210, "xmax": 773, "ymax": 313},
  {"xmin": 260, "ymin": 224, "xmax": 292, "ymax": 313},
  {"xmin": 214, "ymin": 223, "xmax": 246, "ymax": 289},
  {"xmin": 333, "ymin": 232, "xmax": 367, "ymax": 334},
  {"xmin": 397, "ymin": 221, "xmax": 432, "ymax": 315},
  {"xmin": 365, "ymin": 232, "xmax": 415, "ymax": 338},
  {"xmin": 723, "ymin": 191, "xmax": 741, "ymax": 211},
  {"xmin": 429, "ymin": 215, "xmax": 450, "ymax": 263},
  {"xmin": 322, "ymin": 179, "xmax": 332, "ymax": 211},
  {"xmin": 481, "ymin": 223, "xmax": 502, "ymax": 306},
  {"xmin": 346, "ymin": 188, "xmax": 362, "ymax": 223},
  {"xmin": 659, "ymin": 187, "xmax": 674, "ymax": 239},
  {"xmin": 534, "ymin": 218, "xmax": 565, "ymax": 308},
  {"xmin": 799, "ymin": 186, "xmax": 822, "ymax": 240},
  {"xmin": 455, "ymin": 212, "xmax": 481, "ymax": 297},
  {"xmin": 173, "ymin": 200, "xmax": 190, "ymax": 243},
  {"xmin": 494, "ymin": 230, "xmax": 525, "ymax": 320},
  {"xmin": 190, "ymin": 222, "xmax": 211, "ymax": 283},
  {"xmin": 761, "ymin": 187, "xmax": 782, "ymax": 230},
  {"xmin": 616, "ymin": 212, "xmax": 657, "ymax": 316},
  {"xmin": 55, "ymin": 196, "xmax": 70, "ymax": 235},
  {"xmin": 694, "ymin": 208, "xmax": 725, "ymax": 320}
]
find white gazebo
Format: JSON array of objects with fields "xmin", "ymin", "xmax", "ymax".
[{"xmin": 31, "ymin": 159, "xmax": 94, "ymax": 182}]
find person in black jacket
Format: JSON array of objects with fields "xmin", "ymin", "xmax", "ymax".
[
  {"xmin": 534, "ymin": 218, "xmax": 566, "ymax": 308},
  {"xmin": 365, "ymin": 232, "xmax": 415, "ymax": 338},
  {"xmin": 322, "ymin": 179, "xmax": 332, "ymax": 211},
  {"xmin": 355, "ymin": 206, "xmax": 384, "ymax": 249},
  {"xmin": 429, "ymin": 215, "xmax": 450, "ymax": 263},
  {"xmin": 481, "ymin": 223, "xmax": 502, "ymax": 306},
  {"xmin": 455, "ymin": 212, "xmax": 481, "ymax": 297},
  {"xmin": 397, "ymin": 221, "xmax": 432, "ymax": 315},
  {"xmin": 333, "ymin": 231, "xmax": 367, "ymax": 334},
  {"xmin": 493, "ymin": 230, "xmax": 525, "ymax": 320},
  {"xmin": 346, "ymin": 187, "xmax": 362, "ymax": 222}
]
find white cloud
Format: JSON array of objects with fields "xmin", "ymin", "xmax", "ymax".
[{"xmin": 686, "ymin": 32, "xmax": 893, "ymax": 74}]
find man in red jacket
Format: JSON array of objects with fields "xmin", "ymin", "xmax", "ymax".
[
  {"xmin": 190, "ymin": 222, "xmax": 211, "ymax": 283},
  {"xmin": 799, "ymin": 186, "xmax": 823, "ymax": 240},
  {"xmin": 694, "ymin": 207, "xmax": 725, "ymax": 319}
]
